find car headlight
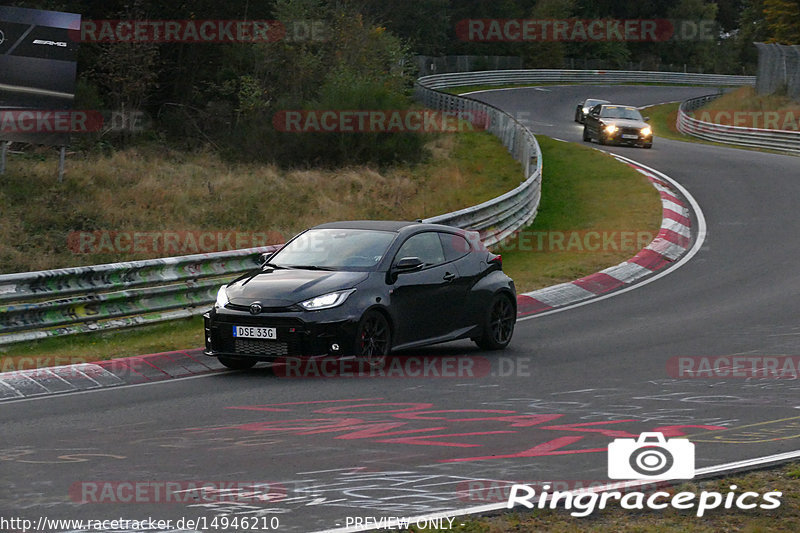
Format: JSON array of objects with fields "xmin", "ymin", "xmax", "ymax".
[
  {"xmin": 604, "ymin": 124, "xmax": 618, "ymax": 134},
  {"xmin": 641, "ymin": 126, "xmax": 652, "ymax": 136},
  {"xmin": 299, "ymin": 289, "xmax": 356, "ymax": 311},
  {"xmin": 215, "ymin": 286, "xmax": 229, "ymax": 308},
  {"xmin": 582, "ymin": 107, "xmax": 589, "ymax": 113}
]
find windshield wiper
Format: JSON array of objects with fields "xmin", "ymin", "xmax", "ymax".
[{"xmin": 286, "ymin": 265, "xmax": 337, "ymax": 271}]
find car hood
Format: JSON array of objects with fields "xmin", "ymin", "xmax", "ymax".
[
  {"xmin": 226, "ymin": 269, "xmax": 369, "ymax": 307},
  {"xmin": 601, "ymin": 118, "xmax": 648, "ymax": 128}
]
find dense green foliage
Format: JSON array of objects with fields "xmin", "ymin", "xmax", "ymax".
[{"xmin": 5, "ymin": 0, "xmax": 790, "ymax": 164}]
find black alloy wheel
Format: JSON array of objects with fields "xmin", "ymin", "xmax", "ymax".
[
  {"xmin": 475, "ymin": 294, "xmax": 515, "ymax": 350},
  {"xmin": 356, "ymin": 311, "xmax": 391, "ymax": 361}
]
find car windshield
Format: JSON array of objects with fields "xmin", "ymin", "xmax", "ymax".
[
  {"xmin": 599, "ymin": 106, "xmax": 643, "ymax": 120},
  {"xmin": 585, "ymin": 99, "xmax": 606, "ymax": 107},
  {"xmin": 269, "ymin": 228, "xmax": 396, "ymax": 271}
]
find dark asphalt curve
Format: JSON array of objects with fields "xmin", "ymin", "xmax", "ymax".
[{"xmin": 3, "ymin": 85, "xmax": 800, "ymax": 532}]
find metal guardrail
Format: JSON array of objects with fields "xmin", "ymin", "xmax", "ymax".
[
  {"xmin": 0, "ymin": 247, "xmax": 280, "ymax": 344},
  {"xmin": 676, "ymin": 94, "xmax": 800, "ymax": 154},
  {"xmin": 1, "ymin": 69, "xmax": 757, "ymax": 346},
  {"xmin": 417, "ymin": 69, "xmax": 755, "ymax": 91},
  {"xmin": 416, "ymin": 75, "xmax": 542, "ymax": 248}
]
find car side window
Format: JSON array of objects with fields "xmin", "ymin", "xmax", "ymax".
[
  {"xmin": 439, "ymin": 232, "xmax": 471, "ymax": 262},
  {"xmin": 590, "ymin": 105, "xmax": 600, "ymax": 116},
  {"xmin": 395, "ymin": 232, "xmax": 445, "ymax": 267}
]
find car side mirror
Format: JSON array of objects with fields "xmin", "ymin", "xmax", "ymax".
[
  {"xmin": 394, "ymin": 256, "xmax": 424, "ymax": 273},
  {"xmin": 259, "ymin": 252, "xmax": 274, "ymax": 266},
  {"xmin": 643, "ymin": 116, "xmax": 650, "ymax": 122}
]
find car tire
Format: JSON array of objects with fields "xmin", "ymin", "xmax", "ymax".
[
  {"xmin": 355, "ymin": 310, "xmax": 391, "ymax": 362},
  {"xmin": 643, "ymin": 143, "xmax": 653, "ymax": 149},
  {"xmin": 474, "ymin": 293, "xmax": 516, "ymax": 351},
  {"xmin": 582, "ymin": 127, "xmax": 590, "ymax": 142},
  {"xmin": 218, "ymin": 356, "xmax": 257, "ymax": 370}
]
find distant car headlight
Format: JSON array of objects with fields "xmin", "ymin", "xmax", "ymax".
[
  {"xmin": 215, "ymin": 286, "xmax": 229, "ymax": 308},
  {"xmin": 604, "ymin": 124, "xmax": 618, "ymax": 134},
  {"xmin": 582, "ymin": 107, "xmax": 589, "ymax": 113},
  {"xmin": 641, "ymin": 126, "xmax": 652, "ymax": 136},
  {"xmin": 299, "ymin": 289, "xmax": 356, "ymax": 311}
]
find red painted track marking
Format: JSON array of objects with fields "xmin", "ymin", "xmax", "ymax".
[
  {"xmin": 573, "ymin": 273, "xmax": 625, "ymax": 294},
  {"xmin": 629, "ymin": 248, "xmax": 672, "ymax": 271}
]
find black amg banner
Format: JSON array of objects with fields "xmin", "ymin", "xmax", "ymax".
[{"xmin": 0, "ymin": 6, "xmax": 80, "ymax": 145}]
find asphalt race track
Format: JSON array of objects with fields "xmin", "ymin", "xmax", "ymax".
[{"xmin": 3, "ymin": 85, "xmax": 800, "ymax": 531}]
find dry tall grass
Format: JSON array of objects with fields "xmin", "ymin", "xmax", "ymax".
[{"xmin": 0, "ymin": 133, "xmax": 521, "ymax": 273}]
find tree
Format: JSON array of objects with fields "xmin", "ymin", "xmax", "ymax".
[{"xmin": 763, "ymin": 0, "xmax": 800, "ymax": 43}]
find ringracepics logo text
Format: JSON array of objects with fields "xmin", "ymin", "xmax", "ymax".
[
  {"xmin": 508, "ymin": 432, "xmax": 781, "ymax": 517},
  {"xmin": 507, "ymin": 483, "xmax": 781, "ymax": 517}
]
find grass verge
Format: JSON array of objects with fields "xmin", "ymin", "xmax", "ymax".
[
  {"xmin": 1, "ymin": 134, "xmax": 661, "ymax": 365},
  {"xmin": 411, "ymin": 462, "xmax": 800, "ymax": 532},
  {"xmin": 500, "ymin": 136, "xmax": 661, "ymax": 290}
]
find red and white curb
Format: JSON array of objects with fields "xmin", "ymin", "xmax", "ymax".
[
  {"xmin": 517, "ymin": 154, "xmax": 695, "ymax": 316},
  {"xmin": 0, "ymin": 348, "xmax": 216, "ymax": 401}
]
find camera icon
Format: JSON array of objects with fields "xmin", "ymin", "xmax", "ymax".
[{"xmin": 608, "ymin": 432, "xmax": 695, "ymax": 480}]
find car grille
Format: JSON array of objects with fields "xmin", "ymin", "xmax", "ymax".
[
  {"xmin": 234, "ymin": 338, "xmax": 290, "ymax": 357},
  {"xmin": 621, "ymin": 127, "xmax": 641, "ymax": 136},
  {"xmin": 226, "ymin": 303, "xmax": 296, "ymax": 313}
]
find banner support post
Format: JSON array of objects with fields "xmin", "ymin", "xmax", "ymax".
[
  {"xmin": 58, "ymin": 145, "xmax": 66, "ymax": 182},
  {"xmin": 0, "ymin": 141, "xmax": 8, "ymax": 175}
]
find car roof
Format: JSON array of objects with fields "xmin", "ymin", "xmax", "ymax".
[
  {"xmin": 310, "ymin": 220, "xmax": 465, "ymax": 235},
  {"xmin": 312, "ymin": 220, "xmax": 423, "ymax": 232}
]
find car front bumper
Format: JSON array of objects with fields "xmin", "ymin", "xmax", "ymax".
[
  {"xmin": 203, "ymin": 307, "xmax": 360, "ymax": 361},
  {"xmin": 605, "ymin": 130, "xmax": 652, "ymax": 146}
]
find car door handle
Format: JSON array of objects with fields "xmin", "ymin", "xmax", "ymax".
[{"xmin": 443, "ymin": 272, "xmax": 456, "ymax": 282}]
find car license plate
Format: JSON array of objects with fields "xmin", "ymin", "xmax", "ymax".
[
  {"xmin": 233, "ymin": 326, "xmax": 277, "ymax": 339},
  {"xmin": 622, "ymin": 134, "xmax": 638, "ymax": 139}
]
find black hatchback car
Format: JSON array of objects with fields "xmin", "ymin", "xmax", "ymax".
[
  {"xmin": 582, "ymin": 104, "xmax": 653, "ymax": 148},
  {"xmin": 204, "ymin": 221, "xmax": 517, "ymax": 369}
]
